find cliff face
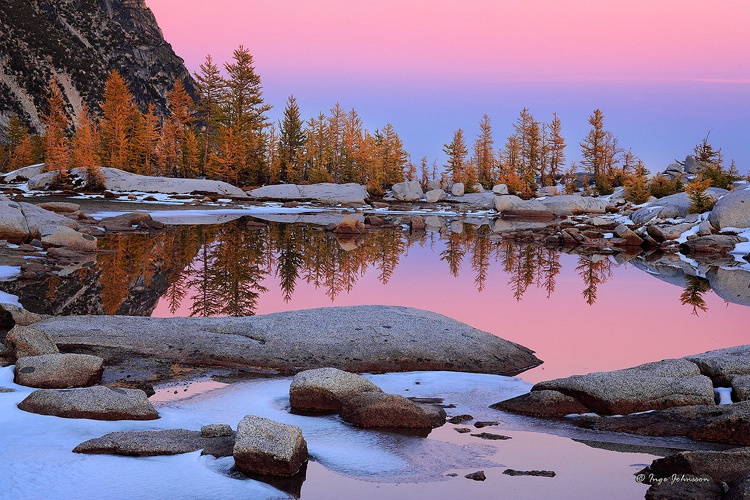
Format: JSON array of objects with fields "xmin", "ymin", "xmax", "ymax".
[{"xmin": 0, "ymin": 0, "xmax": 194, "ymax": 130}]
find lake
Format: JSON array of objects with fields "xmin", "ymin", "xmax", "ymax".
[{"xmin": 1, "ymin": 211, "xmax": 748, "ymax": 499}]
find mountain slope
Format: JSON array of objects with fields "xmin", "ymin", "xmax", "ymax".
[{"xmin": 0, "ymin": 0, "xmax": 194, "ymax": 130}]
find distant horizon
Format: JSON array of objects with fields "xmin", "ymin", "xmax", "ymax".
[{"xmin": 147, "ymin": 0, "xmax": 750, "ymax": 175}]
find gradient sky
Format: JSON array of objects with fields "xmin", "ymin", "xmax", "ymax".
[{"xmin": 146, "ymin": 0, "xmax": 750, "ymax": 173}]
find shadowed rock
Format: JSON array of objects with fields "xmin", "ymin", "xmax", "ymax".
[
  {"xmin": 15, "ymin": 353, "xmax": 103, "ymax": 388},
  {"xmin": 533, "ymin": 359, "xmax": 715, "ymax": 415},
  {"xmin": 340, "ymin": 392, "xmax": 439, "ymax": 432},
  {"xmin": 589, "ymin": 401, "xmax": 750, "ymax": 446},
  {"xmin": 641, "ymin": 447, "xmax": 750, "ymax": 484},
  {"xmin": 233, "ymin": 415, "xmax": 308, "ymax": 477},
  {"xmin": 73, "ymin": 429, "xmax": 235, "ymax": 458},
  {"xmin": 18, "ymin": 385, "xmax": 158, "ymax": 420},
  {"xmin": 289, "ymin": 367, "xmax": 383, "ymax": 412},
  {"xmin": 491, "ymin": 389, "xmax": 591, "ymax": 418},
  {"xmin": 35, "ymin": 306, "xmax": 541, "ymax": 376}
]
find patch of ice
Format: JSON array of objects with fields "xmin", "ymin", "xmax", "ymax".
[
  {"xmin": 0, "ymin": 367, "xmax": 533, "ymax": 497},
  {"xmin": 714, "ymin": 387, "xmax": 733, "ymax": 405},
  {"xmin": 676, "ymin": 224, "xmax": 700, "ymax": 244},
  {"xmin": 603, "ymin": 233, "xmax": 613, "ymax": 239},
  {"xmin": 0, "ymin": 290, "xmax": 21, "ymax": 307},
  {"xmin": 0, "ymin": 265, "xmax": 21, "ymax": 280}
]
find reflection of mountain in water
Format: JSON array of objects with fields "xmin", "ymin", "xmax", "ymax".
[{"xmin": 0, "ymin": 217, "xmax": 748, "ymax": 317}]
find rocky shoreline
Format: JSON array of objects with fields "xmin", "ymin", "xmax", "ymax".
[{"xmin": 0, "ymin": 165, "xmax": 749, "ymax": 498}]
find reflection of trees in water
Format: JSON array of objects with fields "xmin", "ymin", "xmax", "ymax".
[
  {"xmin": 499, "ymin": 242, "xmax": 562, "ymax": 301},
  {"xmin": 94, "ymin": 220, "xmax": 624, "ymax": 317},
  {"xmin": 680, "ymin": 275, "xmax": 712, "ymax": 316},
  {"xmin": 576, "ymin": 256, "xmax": 613, "ymax": 305}
]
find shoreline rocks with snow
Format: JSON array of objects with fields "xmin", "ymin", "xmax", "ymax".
[
  {"xmin": 493, "ymin": 345, "xmax": 750, "ymax": 446},
  {"xmin": 248, "ymin": 182, "xmax": 369, "ymax": 205}
]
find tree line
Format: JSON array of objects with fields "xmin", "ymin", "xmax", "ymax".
[{"xmin": 1, "ymin": 45, "xmax": 745, "ymax": 199}]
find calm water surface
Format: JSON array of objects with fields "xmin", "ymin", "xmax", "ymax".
[{"xmin": 83, "ymin": 216, "xmax": 749, "ymax": 382}]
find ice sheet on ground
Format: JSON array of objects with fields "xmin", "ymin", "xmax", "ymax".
[
  {"xmin": 0, "ymin": 367, "xmax": 530, "ymax": 498},
  {"xmin": 0, "ymin": 265, "xmax": 21, "ymax": 280}
]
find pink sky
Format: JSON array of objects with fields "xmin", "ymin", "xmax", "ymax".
[{"xmin": 146, "ymin": 0, "xmax": 750, "ymax": 171}]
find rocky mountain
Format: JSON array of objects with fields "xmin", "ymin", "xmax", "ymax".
[{"xmin": 0, "ymin": 0, "xmax": 194, "ymax": 131}]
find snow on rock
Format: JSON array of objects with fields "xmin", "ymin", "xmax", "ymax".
[
  {"xmin": 249, "ymin": 182, "xmax": 369, "ymax": 204},
  {"xmin": 71, "ymin": 167, "xmax": 249, "ymax": 198},
  {"xmin": 538, "ymin": 194, "xmax": 608, "ymax": 216}
]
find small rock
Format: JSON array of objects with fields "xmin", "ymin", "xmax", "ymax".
[
  {"xmin": 289, "ymin": 367, "xmax": 384, "ymax": 412},
  {"xmin": 451, "ymin": 183, "xmax": 465, "ymax": 197},
  {"xmin": 201, "ymin": 424, "xmax": 234, "ymax": 438},
  {"xmin": 471, "ymin": 432, "xmax": 511, "ymax": 440},
  {"xmin": 15, "ymin": 353, "xmax": 103, "ymax": 388},
  {"xmin": 491, "ymin": 390, "xmax": 591, "ymax": 418},
  {"xmin": 333, "ymin": 216, "xmax": 366, "ymax": 235},
  {"xmin": 447, "ymin": 414, "xmax": 473, "ymax": 424},
  {"xmin": 74, "ymin": 429, "xmax": 234, "ymax": 458},
  {"xmin": 39, "ymin": 225, "xmax": 97, "ymax": 252},
  {"xmin": 473, "ymin": 421, "xmax": 499, "ymax": 428},
  {"xmin": 492, "ymin": 184, "xmax": 509, "ymax": 195},
  {"xmin": 424, "ymin": 188, "xmax": 446, "ymax": 203},
  {"xmin": 503, "ymin": 469, "xmax": 556, "ymax": 478},
  {"xmin": 4, "ymin": 325, "xmax": 57, "ymax": 357},
  {"xmin": 18, "ymin": 386, "xmax": 158, "ymax": 420},
  {"xmin": 465, "ymin": 471, "xmax": 486, "ymax": 481},
  {"xmin": 340, "ymin": 392, "xmax": 435, "ymax": 431},
  {"xmin": 37, "ymin": 202, "xmax": 81, "ymax": 213},
  {"xmin": 454, "ymin": 427, "xmax": 471, "ymax": 434},
  {"xmin": 410, "ymin": 215, "xmax": 426, "ymax": 231},
  {"xmin": 233, "ymin": 415, "xmax": 308, "ymax": 477},
  {"xmin": 614, "ymin": 224, "xmax": 644, "ymax": 247}
]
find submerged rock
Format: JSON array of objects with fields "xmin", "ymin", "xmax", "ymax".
[
  {"xmin": 233, "ymin": 415, "xmax": 308, "ymax": 477},
  {"xmin": 18, "ymin": 386, "xmax": 158, "ymax": 420},
  {"xmin": 14, "ymin": 353, "xmax": 103, "ymax": 388},
  {"xmin": 35, "ymin": 306, "xmax": 541, "ymax": 377},
  {"xmin": 289, "ymin": 367, "xmax": 383, "ymax": 412},
  {"xmin": 73, "ymin": 429, "xmax": 234, "ymax": 458}
]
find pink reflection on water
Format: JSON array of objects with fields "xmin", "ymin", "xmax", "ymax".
[{"xmin": 153, "ymin": 244, "xmax": 749, "ymax": 383}]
